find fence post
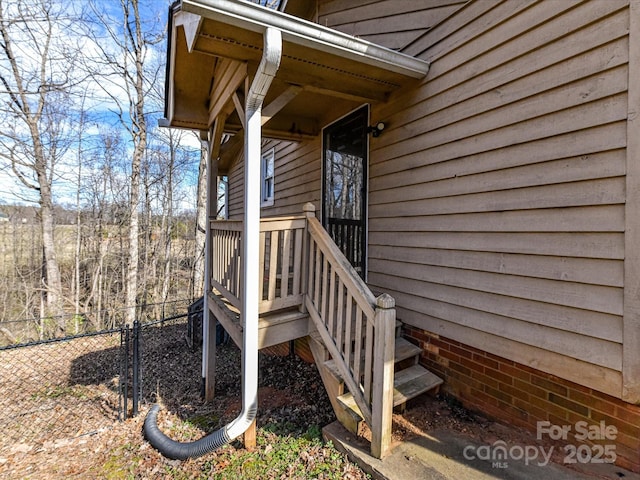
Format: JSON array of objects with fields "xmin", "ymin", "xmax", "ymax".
[
  {"xmin": 371, "ymin": 293, "xmax": 395, "ymax": 459},
  {"xmin": 120, "ymin": 326, "xmax": 130, "ymax": 420},
  {"xmin": 132, "ymin": 319, "xmax": 140, "ymax": 416}
]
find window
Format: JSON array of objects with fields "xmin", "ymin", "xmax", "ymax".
[{"xmin": 261, "ymin": 148, "xmax": 275, "ymax": 207}]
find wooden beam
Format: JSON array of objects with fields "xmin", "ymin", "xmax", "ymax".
[
  {"xmin": 302, "ymin": 84, "xmax": 381, "ymax": 104},
  {"xmin": 244, "ymin": 419, "xmax": 257, "ymax": 450},
  {"xmin": 209, "ymin": 112, "xmax": 228, "ymax": 163},
  {"xmin": 208, "ymin": 59, "xmax": 247, "ymax": 126},
  {"xmin": 262, "ymin": 85, "xmax": 303, "ymax": 122},
  {"xmin": 219, "ymin": 132, "xmax": 244, "ymax": 173},
  {"xmin": 232, "ymin": 91, "xmax": 246, "ymax": 128},
  {"xmin": 623, "ymin": 0, "xmax": 640, "ymax": 404},
  {"xmin": 203, "ymin": 118, "xmax": 221, "ymax": 402}
]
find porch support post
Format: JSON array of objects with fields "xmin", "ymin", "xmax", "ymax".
[{"xmin": 203, "ymin": 122, "xmax": 219, "ymax": 401}]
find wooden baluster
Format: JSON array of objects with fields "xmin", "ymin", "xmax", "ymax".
[
  {"xmin": 228, "ymin": 231, "xmax": 232, "ymax": 291},
  {"xmin": 335, "ymin": 278, "xmax": 344, "ymax": 357},
  {"xmin": 343, "ymin": 293, "xmax": 353, "ymax": 369},
  {"xmin": 268, "ymin": 230, "xmax": 279, "ymax": 301},
  {"xmin": 229, "ymin": 230, "xmax": 234, "ymax": 295},
  {"xmin": 364, "ymin": 315, "xmax": 374, "ymax": 403},
  {"xmin": 228, "ymin": 230, "xmax": 232, "ymax": 296},
  {"xmin": 259, "ymin": 231, "xmax": 266, "ymax": 301},
  {"xmin": 214, "ymin": 229, "xmax": 220, "ymax": 293},
  {"xmin": 327, "ymin": 265, "xmax": 336, "ymax": 337},
  {"xmin": 320, "ymin": 256, "xmax": 329, "ymax": 325},
  {"xmin": 314, "ymin": 245, "xmax": 321, "ymax": 309},
  {"xmin": 222, "ymin": 230, "xmax": 227, "ymax": 290},
  {"xmin": 293, "ymin": 228, "xmax": 303, "ymax": 296},
  {"xmin": 281, "ymin": 229, "xmax": 291, "ymax": 298},
  {"xmin": 236, "ymin": 231, "xmax": 242, "ymax": 300},
  {"xmin": 353, "ymin": 305, "xmax": 363, "ymax": 382}
]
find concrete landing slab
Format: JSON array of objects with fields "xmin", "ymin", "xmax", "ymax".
[{"xmin": 323, "ymin": 421, "xmax": 640, "ymax": 480}]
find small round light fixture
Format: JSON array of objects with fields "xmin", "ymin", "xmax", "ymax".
[{"xmin": 368, "ymin": 122, "xmax": 386, "ymax": 137}]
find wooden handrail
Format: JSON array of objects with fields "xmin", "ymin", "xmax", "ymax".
[
  {"xmin": 302, "ymin": 204, "xmax": 395, "ymax": 458},
  {"xmin": 307, "ymin": 217, "xmax": 375, "ymax": 317}
]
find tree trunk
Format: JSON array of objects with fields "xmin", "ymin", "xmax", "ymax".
[
  {"xmin": 124, "ymin": 0, "xmax": 147, "ymax": 326},
  {"xmin": 193, "ymin": 140, "xmax": 207, "ymax": 299},
  {"xmin": 38, "ymin": 178, "xmax": 62, "ymax": 318}
]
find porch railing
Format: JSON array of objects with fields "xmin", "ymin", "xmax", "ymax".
[
  {"xmin": 210, "ymin": 216, "xmax": 306, "ymax": 314},
  {"xmin": 209, "ymin": 204, "xmax": 395, "ymax": 458}
]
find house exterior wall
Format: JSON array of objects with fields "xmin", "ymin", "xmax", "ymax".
[
  {"xmin": 367, "ymin": 0, "xmax": 631, "ymax": 400},
  {"xmin": 404, "ymin": 325, "xmax": 640, "ymax": 472},
  {"xmin": 317, "ymin": 0, "xmax": 467, "ymax": 51}
]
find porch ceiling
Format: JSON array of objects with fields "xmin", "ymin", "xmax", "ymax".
[{"xmin": 164, "ymin": 0, "xmax": 429, "ymax": 157}]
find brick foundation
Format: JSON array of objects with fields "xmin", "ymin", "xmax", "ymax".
[
  {"xmin": 404, "ymin": 326, "xmax": 640, "ymax": 473},
  {"xmin": 261, "ymin": 338, "xmax": 315, "ymax": 364}
]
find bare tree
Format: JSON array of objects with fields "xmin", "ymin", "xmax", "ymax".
[
  {"xmin": 0, "ymin": 0, "xmax": 81, "ymax": 319},
  {"xmin": 83, "ymin": 0, "xmax": 163, "ymax": 325},
  {"xmin": 193, "ymin": 139, "xmax": 208, "ymax": 299}
]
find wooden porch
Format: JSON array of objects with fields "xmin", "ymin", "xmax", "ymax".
[{"xmin": 206, "ymin": 204, "xmax": 442, "ymax": 458}]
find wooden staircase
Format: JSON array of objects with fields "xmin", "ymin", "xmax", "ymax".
[
  {"xmin": 207, "ymin": 204, "xmax": 443, "ymax": 458},
  {"xmin": 308, "ymin": 325, "xmax": 443, "ymax": 441}
]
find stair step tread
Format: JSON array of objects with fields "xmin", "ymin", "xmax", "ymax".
[
  {"xmin": 322, "ymin": 337, "xmax": 421, "ymax": 382},
  {"xmin": 393, "ymin": 364, "xmax": 443, "ymax": 405},
  {"xmin": 336, "ymin": 364, "xmax": 442, "ymax": 415},
  {"xmin": 258, "ymin": 309, "xmax": 308, "ymax": 327},
  {"xmin": 394, "ymin": 337, "xmax": 421, "ymax": 363},
  {"xmin": 335, "ymin": 391, "xmax": 364, "ymax": 422}
]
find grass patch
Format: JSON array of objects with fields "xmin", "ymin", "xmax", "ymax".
[
  {"xmin": 200, "ymin": 427, "xmax": 364, "ymax": 480},
  {"xmin": 100, "ymin": 442, "xmax": 142, "ymax": 480},
  {"xmin": 31, "ymin": 384, "xmax": 88, "ymax": 400}
]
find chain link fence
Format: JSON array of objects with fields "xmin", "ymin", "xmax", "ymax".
[
  {"xmin": 0, "ymin": 301, "xmax": 202, "ymax": 458},
  {"xmin": 0, "ymin": 299, "xmax": 193, "ymax": 347},
  {"xmin": 0, "ymin": 330, "xmax": 122, "ymax": 451}
]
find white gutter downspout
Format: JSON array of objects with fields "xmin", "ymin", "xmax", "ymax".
[
  {"xmin": 144, "ymin": 26, "xmax": 282, "ymax": 459},
  {"xmin": 227, "ymin": 25, "xmax": 282, "ymax": 441}
]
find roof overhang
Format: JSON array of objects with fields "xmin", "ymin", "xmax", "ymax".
[{"xmin": 164, "ymin": 0, "xmax": 429, "ymax": 149}]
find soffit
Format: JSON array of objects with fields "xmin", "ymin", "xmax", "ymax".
[{"xmin": 165, "ymin": 0, "xmax": 429, "ymax": 141}]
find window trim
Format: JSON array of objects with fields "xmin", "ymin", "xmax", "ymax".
[{"xmin": 261, "ymin": 148, "xmax": 275, "ymax": 207}]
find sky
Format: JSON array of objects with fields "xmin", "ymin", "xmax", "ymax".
[{"xmin": 0, "ymin": 0, "xmax": 202, "ymax": 212}]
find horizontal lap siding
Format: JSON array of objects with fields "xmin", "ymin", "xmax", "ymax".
[
  {"xmin": 227, "ymin": 151, "xmax": 244, "ymax": 219},
  {"xmin": 265, "ymin": 138, "xmax": 321, "ymax": 217},
  {"xmin": 317, "ymin": 0, "xmax": 466, "ymax": 50},
  {"xmin": 227, "ymin": 138, "xmax": 321, "ymax": 219},
  {"xmin": 368, "ymin": 0, "xmax": 629, "ymax": 397}
]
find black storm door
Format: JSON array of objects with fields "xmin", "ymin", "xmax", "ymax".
[{"xmin": 322, "ymin": 105, "xmax": 368, "ymax": 278}]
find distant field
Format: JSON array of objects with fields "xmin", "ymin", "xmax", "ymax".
[{"xmin": 0, "ymin": 223, "xmax": 80, "ymax": 266}]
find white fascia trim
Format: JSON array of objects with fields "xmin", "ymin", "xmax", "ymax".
[
  {"xmin": 180, "ymin": 0, "xmax": 430, "ymax": 79},
  {"xmin": 175, "ymin": 10, "xmax": 203, "ymax": 52}
]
